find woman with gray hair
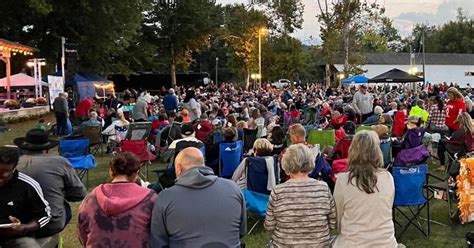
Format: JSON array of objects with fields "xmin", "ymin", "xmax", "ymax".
[{"xmin": 264, "ymin": 144, "xmax": 336, "ymax": 247}]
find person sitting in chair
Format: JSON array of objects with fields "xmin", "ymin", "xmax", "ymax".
[
  {"xmin": 74, "ymin": 111, "xmax": 102, "ymax": 135},
  {"xmin": 0, "ymin": 146, "xmax": 51, "ymax": 248},
  {"xmin": 15, "ymin": 129, "xmax": 87, "ymax": 239},
  {"xmin": 232, "ymin": 138, "xmax": 276, "ymax": 189},
  {"xmin": 437, "ymin": 112, "xmax": 474, "ymax": 168}
]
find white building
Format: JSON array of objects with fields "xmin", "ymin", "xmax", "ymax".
[{"xmin": 334, "ymin": 53, "xmax": 474, "ymax": 87}]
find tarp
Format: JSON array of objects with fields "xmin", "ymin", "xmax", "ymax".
[
  {"xmin": 368, "ymin": 68, "xmax": 424, "ymax": 83},
  {"xmin": 342, "ymin": 75, "xmax": 368, "ymax": 84},
  {"xmin": 0, "ymin": 73, "xmax": 48, "ymax": 87},
  {"xmin": 50, "ymin": 72, "xmax": 114, "ymax": 99}
]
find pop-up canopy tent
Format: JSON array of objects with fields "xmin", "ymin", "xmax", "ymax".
[
  {"xmin": 51, "ymin": 72, "xmax": 114, "ymax": 99},
  {"xmin": 0, "ymin": 73, "xmax": 48, "ymax": 87},
  {"xmin": 342, "ymin": 75, "xmax": 369, "ymax": 84},
  {"xmin": 368, "ymin": 68, "xmax": 424, "ymax": 83}
]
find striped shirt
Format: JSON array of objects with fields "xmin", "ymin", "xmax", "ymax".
[
  {"xmin": 0, "ymin": 171, "xmax": 51, "ymax": 230},
  {"xmin": 264, "ymin": 179, "xmax": 336, "ymax": 247}
]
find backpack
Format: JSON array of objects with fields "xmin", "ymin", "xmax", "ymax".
[{"xmin": 309, "ymin": 154, "xmax": 335, "ymax": 191}]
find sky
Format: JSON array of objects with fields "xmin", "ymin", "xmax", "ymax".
[{"xmin": 217, "ymin": 0, "xmax": 474, "ymax": 44}]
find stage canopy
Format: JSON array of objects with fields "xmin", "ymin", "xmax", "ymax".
[
  {"xmin": 368, "ymin": 68, "xmax": 424, "ymax": 83},
  {"xmin": 342, "ymin": 75, "xmax": 368, "ymax": 84},
  {"xmin": 51, "ymin": 72, "xmax": 114, "ymax": 99},
  {"xmin": 0, "ymin": 73, "xmax": 48, "ymax": 87}
]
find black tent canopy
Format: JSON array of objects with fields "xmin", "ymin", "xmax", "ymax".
[{"xmin": 368, "ymin": 68, "xmax": 424, "ymax": 83}]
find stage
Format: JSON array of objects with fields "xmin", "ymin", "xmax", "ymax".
[{"xmin": 0, "ymin": 105, "xmax": 50, "ymax": 123}]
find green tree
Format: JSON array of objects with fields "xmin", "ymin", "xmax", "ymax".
[
  {"xmin": 261, "ymin": 34, "xmax": 309, "ymax": 82},
  {"xmin": 223, "ymin": 4, "xmax": 268, "ymax": 89},
  {"xmin": 250, "ymin": 0, "xmax": 304, "ymax": 34},
  {"xmin": 0, "ymin": 0, "xmax": 151, "ymax": 75},
  {"xmin": 145, "ymin": 0, "xmax": 222, "ymax": 88}
]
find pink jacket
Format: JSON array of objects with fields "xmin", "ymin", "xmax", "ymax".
[{"xmin": 77, "ymin": 183, "xmax": 157, "ymax": 248}]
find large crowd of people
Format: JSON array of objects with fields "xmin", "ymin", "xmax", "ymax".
[{"xmin": 1, "ymin": 80, "xmax": 473, "ymax": 247}]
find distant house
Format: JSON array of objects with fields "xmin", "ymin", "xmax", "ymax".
[{"xmin": 333, "ymin": 53, "xmax": 474, "ymax": 87}]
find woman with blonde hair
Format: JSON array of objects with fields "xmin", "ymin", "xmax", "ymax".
[
  {"xmin": 445, "ymin": 87, "xmax": 466, "ymax": 132},
  {"xmin": 264, "ymin": 144, "xmax": 336, "ymax": 247},
  {"xmin": 333, "ymin": 130, "xmax": 398, "ymax": 247},
  {"xmin": 437, "ymin": 112, "xmax": 474, "ymax": 167},
  {"xmin": 232, "ymin": 138, "xmax": 275, "ymax": 188}
]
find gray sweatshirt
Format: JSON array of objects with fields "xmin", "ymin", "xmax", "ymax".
[
  {"xmin": 150, "ymin": 166, "xmax": 246, "ymax": 248},
  {"xmin": 352, "ymin": 91, "xmax": 374, "ymax": 115}
]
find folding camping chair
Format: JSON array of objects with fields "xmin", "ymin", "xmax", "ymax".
[
  {"xmin": 356, "ymin": 125, "xmax": 373, "ymax": 133},
  {"xmin": 393, "ymin": 164, "xmax": 430, "ymax": 239},
  {"xmin": 219, "ymin": 140, "xmax": 244, "ymax": 178},
  {"xmin": 213, "ymin": 132, "xmax": 224, "ymax": 144},
  {"xmin": 59, "ymin": 139, "xmax": 96, "ymax": 188},
  {"xmin": 242, "ymin": 156, "xmax": 280, "ymax": 234},
  {"xmin": 243, "ymin": 128, "xmax": 258, "ymax": 153},
  {"xmin": 307, "ymin": 129, "xmax": 335, "ymax": 150},
  {"xmin": 125, "ymin": 122, "xmax": 152, "ymax": 140},
  {"xmin": 118, "ymin": 139, "xmax": 156, "ymax": 180},
  {"xmin": 380, "ymin": 139, "xmax": 392, "ymax": 168},
  {"xmin": 83, "ymin": 125, "xmax": 103, "ymax": 155},
  {"xmin": 152, "ymin": 140, "xmax": 206, "ymax": 191}
]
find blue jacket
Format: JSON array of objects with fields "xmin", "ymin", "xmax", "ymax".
[{"xmin": 163, "ymin": 94, "xmax": 178, "ymax": 112}]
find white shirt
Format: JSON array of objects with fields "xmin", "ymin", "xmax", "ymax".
[{"xmin": 188, "ymin": 98, "xmax": 201, "ymax": 121}]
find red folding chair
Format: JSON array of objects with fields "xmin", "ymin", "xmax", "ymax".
[{"xmin": 118, "ymin": 140, "xmax": 156, "ymax": 180}]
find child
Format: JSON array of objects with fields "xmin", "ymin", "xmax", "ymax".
[{"xmin": 36, "ymin": 119, "xmax": 47, "ymax": 131}]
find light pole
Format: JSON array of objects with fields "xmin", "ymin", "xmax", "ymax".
[
  {"xmin": 258, "ymin": 27, "xmax": 267, "ymax": 89},
  {"xmin": 27, "ymin": 58, "xmax": 46, "ymax": 98},
  {"xmin": 215, "ymin": 57, "xmax": 219, "ymax": 86}
]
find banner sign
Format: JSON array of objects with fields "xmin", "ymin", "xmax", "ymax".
[{"xmin": 48, "ymin": 76, "xmax": 64, "ymax": 109}]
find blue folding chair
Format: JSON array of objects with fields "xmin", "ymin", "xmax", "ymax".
[
  {"xmin": 393, "ymin": 164, "xmax": 430, "ymax": 239},
  {"xmin": 219, "ymin": 140, "xmax": 243, "ymax": 178},
  {"xmin": 243, "ymin": 156, "xmax": 280, "ymax": 234},
  {"xmin": 380, "ymin": 139, "xmax": 392, "ymax": 168},
  {"xmin": 213, "ymin": 133, "xmax": 224, "ymax": 144},
  {"xmin": 59, "ymin": 139, "xmax": 96, "ymax": 188}
]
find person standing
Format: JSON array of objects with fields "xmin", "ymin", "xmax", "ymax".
[
  {"xmin": 132, "ymin": 94, "xmax": 151, "ymax": 122},
  {"xmin": 183, "ymin": 90, "xmax": 201, "ymax": 122},
  {"xmin": 445, "ymin": 87, "xmax": 466, "ymax": 133},
  {"xmin": 163, "ymin": 88, "xmax": 179, "ymax": 115},
  {"xmin": 14, "ymin": 129, "xmax": 87, "ymax": 238},
  {"xmin": 150, "ymin": 147, "xmax": 246, "ymax": 247},
  {"xmin": 352, "ymin": 85, "xmax": 374, "ymax": 123},
  {"xmin": 52, "ymin": 92, "xmax": 68, "ymax": 136}
]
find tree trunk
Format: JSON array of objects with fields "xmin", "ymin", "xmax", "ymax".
[
  {"xmin": 170, "ymin": 44, "xmax": 177, "ymax": 89},
  {"xmin": 325, "ymin": 64, "xmax": 331, "ymax": 88},
  {"xmin": 245, "ymin": 69, "xmax": 250, "ymax": 90}
]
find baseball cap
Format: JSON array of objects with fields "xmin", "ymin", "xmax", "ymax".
[
  {"xmin": 212, "ymin": 119, "xmax": 221, "ymax": 126},
  {"xmin": 181, "ymin": 123, "xmax": 195, "ymax": 136}
]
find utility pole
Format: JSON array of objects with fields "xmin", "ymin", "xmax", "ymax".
[
  {"xmin": 258, "ymin": 29, "xmax": 262, "ymax": 89},
  {"xmin": 215, "ymin": 57, "xmax": 219, "ymax": 86},
  {"xmin": 422, "ymin": 28, "xmax": 426, "ymax": 88},
  {"xmin": 61, "ymin": 37, "xmax": 66, "ymax": 88}
]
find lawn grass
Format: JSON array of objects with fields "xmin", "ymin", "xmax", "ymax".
[{"xmin": 1, "ymin": 113, "xmax": 473, "ymax": 247}]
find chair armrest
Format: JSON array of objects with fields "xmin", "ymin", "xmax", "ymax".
[{"xmin": 427, "ymin": 172, "xmax": 445, "ymax": 182}]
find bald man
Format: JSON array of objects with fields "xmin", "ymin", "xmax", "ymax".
[
  {"xmin": 289, "ymin": 124, "xmax": 306, "ymax": 145},
  {"xmin": 150, "ymin": 147, "xmax": 246, "ymax": 248}
]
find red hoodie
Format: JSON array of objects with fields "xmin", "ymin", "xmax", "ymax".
[
  {"xmin": 77, "ymin": 183, "xmax": 157, "ymax": 247},
  {"xmin": 196, "ymin": 120, "xmax": 212, "ymax": 142}
]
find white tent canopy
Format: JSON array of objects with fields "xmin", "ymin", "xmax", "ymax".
[{"xmin": 0, "ymin": 73, "xmax": 48, "ymax": 87}]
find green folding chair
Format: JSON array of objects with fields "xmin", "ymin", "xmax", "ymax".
[
  {"xmin": 356, "ymin": 125, "xmax": 373, "ymax": 133},
  {"xmin": 307, "ymin": 129, "xmax": 335, "ymax": 150}
]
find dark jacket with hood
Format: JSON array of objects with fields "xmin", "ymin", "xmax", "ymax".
[
  {"xmin": 150, "ymin": 166, "xmax": 246, "ymax": 247},
  {"xmin": 77, "ymin": 183, "xmax": 157, "ymax": 248}
]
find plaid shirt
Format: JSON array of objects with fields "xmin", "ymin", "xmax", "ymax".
[{"xmin": 428, "ymin": 105, "xmax": 446, "ymax": 128}]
